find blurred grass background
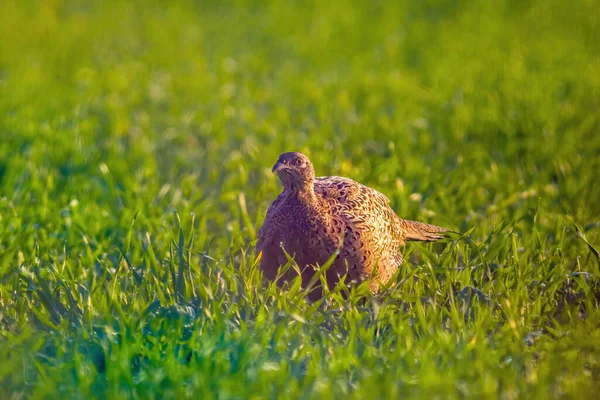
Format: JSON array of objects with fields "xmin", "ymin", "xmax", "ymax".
[{"xmin": 1, "ymin": 0, "xmax": 599, "ymax": 398}]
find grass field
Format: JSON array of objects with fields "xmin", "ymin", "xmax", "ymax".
[{"xmin": 1, "ymin": 0, "xmax": 600, "ymax": 398}]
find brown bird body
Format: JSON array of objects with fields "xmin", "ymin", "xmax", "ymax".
[{"xmin": 256, "ymin": 152, "xmax": 448, "ymax": 300}]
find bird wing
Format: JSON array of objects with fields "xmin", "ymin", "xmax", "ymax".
[
  {"xmin": 314, "ymin": 176, "xmax": 448, "ymax": 243},
  {"xmin": 314, "ymin": 176, "xmax": 390, "ymax": 210},
  {"xmin": 314, "ymin": 175, "xmax": 399, "ymax": 237},
  {"xmin": 314, "ymin": 176, "xmax": 404, "ymax": 275}
]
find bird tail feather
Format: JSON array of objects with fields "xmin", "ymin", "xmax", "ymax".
[{"xmin": 402, "ymin": 219, "xmax": 449, "ymax": 242}]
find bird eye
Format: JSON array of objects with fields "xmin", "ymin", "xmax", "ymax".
[{"xmin": 295, "ymin": 159, "xmax": 302, "ymax": 165}]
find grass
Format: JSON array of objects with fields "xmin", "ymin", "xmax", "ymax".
[{"xmin": 1, "ymin": 0, "xmax": 599, "ymax": 398}]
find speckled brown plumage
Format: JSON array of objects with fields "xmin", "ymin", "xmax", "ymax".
[{"xmin": 256, "ymin": 152, "xmax": 449, "ymax": 300}]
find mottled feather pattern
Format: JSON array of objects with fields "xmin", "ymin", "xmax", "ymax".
[{"xmin": 256, "ymin": 152, "xmax": 449, "ymax": 300}]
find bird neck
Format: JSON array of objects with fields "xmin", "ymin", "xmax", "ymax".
[{"xmin": 285, "ymin": 181, "xmax": 316, "ymax": 204}]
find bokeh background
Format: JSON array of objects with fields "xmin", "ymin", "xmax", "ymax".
[
  {"xmin": 1, "ymin": 0, "xmax": 599, "ymax": 398},
  {"xmin": 2, "ymin": 0, "xmax": 598, "ymax": 241}
]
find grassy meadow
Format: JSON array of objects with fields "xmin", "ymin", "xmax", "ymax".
[{"xmin": 1, "ymin": 0, "xmax": 600, "ymax": 398}]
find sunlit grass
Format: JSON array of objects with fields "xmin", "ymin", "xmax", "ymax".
[{"xmin": 1, "ymin": 0, "xmax": 599, "ymax": 398}]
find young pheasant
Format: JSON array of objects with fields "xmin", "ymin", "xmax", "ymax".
[{"xmin": 256, "ymin": 151, "xmax": 449, "ymax": 300}]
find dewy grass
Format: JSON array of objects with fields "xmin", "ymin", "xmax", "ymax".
[{"xmin": 1, "ymin": 0, "xmax": 599, "ymax": 398}]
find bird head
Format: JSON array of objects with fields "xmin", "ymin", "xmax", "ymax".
[{"xmin": 272, "ymin": 152, "xmax": 315, "ymax": 190}]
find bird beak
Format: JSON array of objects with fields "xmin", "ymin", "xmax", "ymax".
[{"xmin": 272, "ymin": 161, "xmax": 287, "ymax": 173}]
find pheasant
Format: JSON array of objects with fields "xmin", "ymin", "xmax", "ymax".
[{"xmin": 255, "ymin": 151, "xmax": 449, "ymax": 300}]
